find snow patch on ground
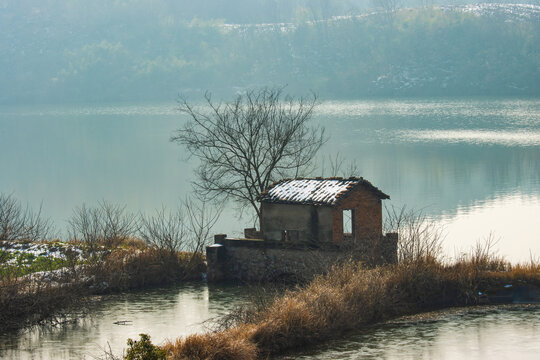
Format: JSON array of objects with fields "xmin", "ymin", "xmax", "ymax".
[{"xmin": 0, "ymin": 241, "xmax": 85, "ymax": 265}]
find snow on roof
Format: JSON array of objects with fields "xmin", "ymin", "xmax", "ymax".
[{"xmin": 258, "ymin": 177, "xmax": 389, "ymax": 206}]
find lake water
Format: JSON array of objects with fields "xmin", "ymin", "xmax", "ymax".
[
  {"xmin": 1, "ymin": 98, "xmax": 539, "ymax": 261},
  {"xmin": 0, "ymin": 98, "xmax": 539, "ymax": 357}
]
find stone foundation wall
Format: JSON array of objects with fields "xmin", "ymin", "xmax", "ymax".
[
  {"xmin": 207, "ymin": 233, "xmax": 398, "ymax": 283},
  {"xmin": 222, "ymin": 245, "xmax": 341, "ymax": 282}
]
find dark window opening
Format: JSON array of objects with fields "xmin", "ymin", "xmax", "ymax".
[
  {"xmin": 343, "ymin": 209, "xmax": 354, "ymax": 237},
  {"xmin": 281, "ymin": 229, "xmax": 299, "ymax": 242}
]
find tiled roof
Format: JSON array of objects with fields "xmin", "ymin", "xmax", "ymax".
[{"xmin": 258, "ymin": 177, "xmax": 389, "ymax": 206}]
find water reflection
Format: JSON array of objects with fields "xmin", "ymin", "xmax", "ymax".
[
  {"xmin": 280, "ymin": 305, "xmax": 540, "ymax": 360},
  {"xmin": 320, "ymin": 99, "xmax": 540, "ymax": 262},
  {"xmin": 0, "ymin": 284, "xmax": 247, "ymax": 360},
  {"xmin": 438, "ymin": 193, "xmax": 540, "ymax": 260},
  {"xmin": 398, "ymin": 129, "xmax": 540, "ymax": 146},
  {"xmin": 1, "ymin": 99, "xmax": 539, "ymax": 358}
]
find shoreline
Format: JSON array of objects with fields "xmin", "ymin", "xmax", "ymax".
[
  {"xmin": 163, "ymin": 259, "xmax": 540, "ymax": 359},
  {"xmin": 276, "ymin": 303, "xmax": 540, "ymax": 359},
  {"xmin": 1, "ymin": 256, "xmax": 538, "ymax": 359}
]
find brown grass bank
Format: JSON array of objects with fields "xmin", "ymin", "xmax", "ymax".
[
  {"xmin": 0, "ymin": 245, "xmax": 205, "ymax": 332},
  {"xmin": 163, "ymin": 258, "xmax": 539, "ymax": 359}
]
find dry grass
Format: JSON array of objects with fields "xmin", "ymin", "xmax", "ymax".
[
  {"xmin": 164, "ymin": 256, "xmax": 539, "ymax": 359},
  {"xmin": 90, "ymin": 248, "xmax": 206, "ymax": 292},
  {"xmin": 0, "ymin": 244, "xmax": 206, "ymax": 332},
  {"xmin": 163, "ymin": 330, "xmax": 259, "ymax": 360}
]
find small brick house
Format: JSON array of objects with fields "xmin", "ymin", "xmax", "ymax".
[
  {"xmin": 206, "ymin": 177, "xmax": 397, "ymax": 282},
  {"xmin": 257, "ymin": 177, "xmax": 390, "ymax": 246}
]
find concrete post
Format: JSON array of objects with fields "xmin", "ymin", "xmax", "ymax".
[
  {"xmin": 382, "ymin": 232, "xmax": 398, "ymax": 264},
  {"xmin": 206, "ymin": 244, "xmax": 227, "ymax": 282},
  {"xmin": 214, "ymin": 234, "xmax": 227, "ymax": 244}
]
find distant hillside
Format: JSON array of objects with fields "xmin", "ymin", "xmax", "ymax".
[{"xmin": 1, "ymin": 2, "xmax": 539, "ymax": 103}]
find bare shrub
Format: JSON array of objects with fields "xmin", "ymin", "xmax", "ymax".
[
  {"xmin": 139, "ymin": 206, "xmax": 186, "ymax": 253},
  {"xmin": 456, "ymin": 233, "xmax": 509, "ymax": 271},
  {"xmin": 67, "ymin": 204, "xmax": 102, "ymax": 251},
  {"xmin": 139, "ymin": 197, "xmax": 221, "ymax": 255},
  {"xmin": 0, "ymin": 261, "xmax": 87, "ymax": 331},
  {"xmin": 384, "ymin": 205, "xmax": 444, "ymax": 262},
  {"xmin": 0, "ymin": 193, "xmax": 54, "ymax": 242},
  {"xmin": 212, "ymin": 284, "xmax": 287, "ymax": 332},
  {"xmin": 183, "ymin": 197, "xmax": 222, "ymax": 254},
  {"xmin": 320, "ymin": 152, "xmax": 360, "ymax": 178},
  {"xmin": 100, "ymin": 201, "xmax": 139, "ymax": 248},
  {"xmin": 68, "ymin": 201, "xmax": 139, "ymax": 251}
]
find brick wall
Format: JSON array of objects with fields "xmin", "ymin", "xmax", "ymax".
[{"xmin": 332, "ymin": 186, "xmax": 383, "ymax": 244}]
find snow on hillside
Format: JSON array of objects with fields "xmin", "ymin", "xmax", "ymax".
[
  {"xmin": 443, "ymin": 3, "xmax": 540, "ymax": 21},
  {"xmin": 221, "ymin": 3, "xmax": 540, "ymax": 33}
]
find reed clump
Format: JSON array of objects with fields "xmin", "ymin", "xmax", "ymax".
[
  {"xmin": 163, "ymin": 330, "xmax": 259, "ymax": 360},
  {"xmin": 89, "ymin": 247, "xmax": 205, "ymax": 293},
  {"xmin": 164, "ymin": 256, "xmax": 539, "ymax": 359},
  {"xmin": 0, "ymin": 267, "xmax": 88, "ymax": 331}
]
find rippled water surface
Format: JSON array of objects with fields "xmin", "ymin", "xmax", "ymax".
[
  {"xmin": 0, "ymin": 284, "xmax": 248, "ymax": 359},
  {"xmin": 280, "ymin": 305, "xmax": 540, "ymax": 360}
]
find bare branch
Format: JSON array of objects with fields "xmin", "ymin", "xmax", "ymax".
[
  {"xmin": 384, "ymin": 204, "xmax": 444, "ymax": 262},
  {"xmin": 171, "ymin": 88, "xmax": 326, "ymax": 224},
  {"xmin": 321, "ymin": 153, "xmax": 360, "ymax": 178},
  {"xmin": 183, "ymin": 197, "xmax": 223, "ymax": 254},
  {"xmin": 139, "ymin": 206, "xmax": 186, "ymax": 253},
  {"xmin": 139, "ymin": 198, "xmax": 222, "ymax": 256},
  {"xmin": 67, "ymin": 201, "xmax": 139, "ymax": 251},
  {"xmin": 0, "ymin": 193, "xmax": 53, "ymax": 242}
]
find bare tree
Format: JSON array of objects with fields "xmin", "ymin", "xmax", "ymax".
[
  {"xmin": 0, "ymin": 193, "xmax": 53, "ymax": 242},
  {"xmin": 171, "ymin": 88, "xmax": 326, "ymax": 224}
]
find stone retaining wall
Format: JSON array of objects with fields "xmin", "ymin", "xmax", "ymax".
[{"xmin": 207, "ymin": 233, "xmax": 398, "ymax": 282}]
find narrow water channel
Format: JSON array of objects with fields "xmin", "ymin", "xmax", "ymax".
[{"xmin": 1, "ymin": 283, "xmax": 538, "ymax": 359}]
